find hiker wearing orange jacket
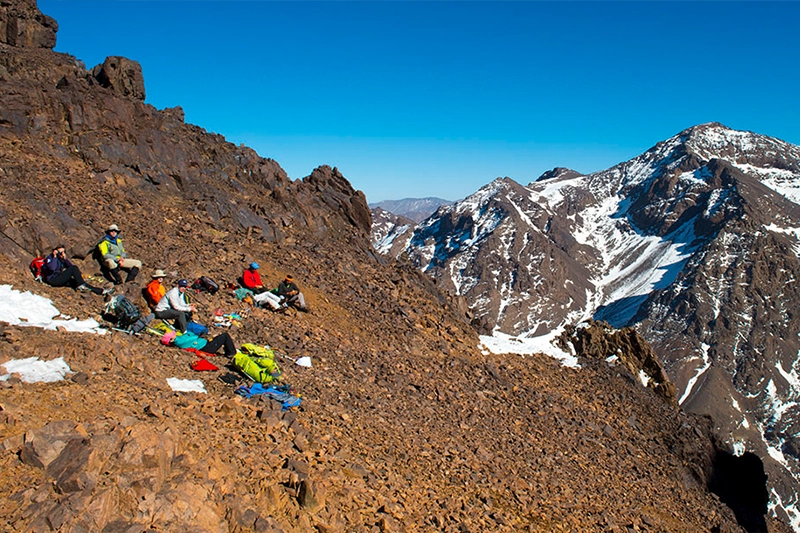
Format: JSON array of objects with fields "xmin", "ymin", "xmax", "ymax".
[{"xmin": 145, "ymin": 269, "xmax": 167, "ymax": 309}]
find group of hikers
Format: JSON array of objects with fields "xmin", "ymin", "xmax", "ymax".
[{"xmin": 41, "ymin": 223, "xmax": 309, "ymax": 340}]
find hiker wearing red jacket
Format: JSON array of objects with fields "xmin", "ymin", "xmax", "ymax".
[{"xmin": 242, "ymin": 262, "xmax": 265, "ymax": 292}]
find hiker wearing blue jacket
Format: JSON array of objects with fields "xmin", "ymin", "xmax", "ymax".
[{"xmin": 43, "ymin": 245, "xmax": 112, "ymax": 296}]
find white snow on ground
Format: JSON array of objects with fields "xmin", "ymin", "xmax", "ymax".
[
  {"xmin": 735, "ymin": 163, "xmax": 800, "ymax": 204},
  {"xmin": 166, "ymin": 378, "xmax": 207, "ymax": 393},
  {"xmin": 1, "ymin": 357, "xmax": 71, "ymax": 383},
  {"xmin": 770, "ymin": 488, "xmax": 800, "ymax": 533},
  {"xmin": 479, "ymin": 329, "xmax": 579, "ymax": 368},
  {"xmin": 0, "ymin": 284, "xmax": 106, "ymax": 334},
  {"xmin": 678, "ymin": 343, "xmax": 712, "ymax": 405}
]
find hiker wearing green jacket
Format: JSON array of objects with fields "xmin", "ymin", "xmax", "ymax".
[{"xmin": 98, "ymin": 224, "xmax": 142, "ymax": 285}]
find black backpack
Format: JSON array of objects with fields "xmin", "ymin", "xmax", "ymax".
[
  {"xmin": 192, "ymin": 276, "xmax": 220, "ymax": 294},
  {"xmin": 104, "ymin": 295, "xmax": 141, "ymax": 329}
]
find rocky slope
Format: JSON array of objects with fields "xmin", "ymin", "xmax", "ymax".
[
  {"xmin": 0, "ymin": 1, "xmax": 787, "ymax": 532},
  {"xmin": 388, "ymin": 122, "xmax": 800, "ymax": 529}
]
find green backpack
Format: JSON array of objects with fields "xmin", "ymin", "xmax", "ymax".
[{"xmin": 234, "ymin": 344, "xmax": 281, "ymax": 383}]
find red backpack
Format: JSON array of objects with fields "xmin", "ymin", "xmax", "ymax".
[{"xmin": 29, "ymin": 256, "xmax": 45, "ymax": 281}]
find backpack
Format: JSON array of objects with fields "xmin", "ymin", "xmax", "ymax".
[
  {"xmin": 104, "ymin": 295, "xmax": 141, "ymax": 329},
  {"xmin": 192, "ymin": 276, "xmax": 220, "ymax": 294},
  {"xmin": 186, "ymin": 321, "xmax": 209, "ymax": 337},
  {"xmin": 30, "ymin": 257, "xmax": 45, "ymax": 282},
  {"xmin": 233, "ymin": 346, "xmax": 281, "ymax": 384}
]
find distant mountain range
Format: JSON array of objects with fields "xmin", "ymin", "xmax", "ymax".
[
  {"xmin": 373, "ymin": 123, "xmax": 800, "ymax": 528},
  {"xmin": 369, "ymin": 197, "xmax": 452, "ymax": 223}
]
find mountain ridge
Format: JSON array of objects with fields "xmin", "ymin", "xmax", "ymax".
[{"xmin": 384, "ymin": 122, "xmax": 800, "ymax": 529}]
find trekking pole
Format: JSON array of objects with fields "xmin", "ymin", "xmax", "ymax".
[{"xmin": 270, "ymin": 347, "xmax": 312, "ymax": 368}]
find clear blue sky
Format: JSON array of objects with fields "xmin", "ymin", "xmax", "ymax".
[{"xmin": 39, "ymin": 1, "xmax": 800, "ymax": 203}]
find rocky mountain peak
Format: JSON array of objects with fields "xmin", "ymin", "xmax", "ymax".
[{"xmin": 533, "ymin": 166, "xmax": 583, "ymax": 183}]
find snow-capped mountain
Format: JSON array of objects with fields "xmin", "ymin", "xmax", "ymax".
[{"xmin": 377, "ymin": 123, "xmax": 800, "ymax": 529}]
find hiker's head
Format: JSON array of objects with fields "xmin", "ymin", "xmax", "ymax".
[
  {"xmin": 53, "ymin": 245, "xmax": 66, "ymax": 256},
  {"xmin": 250, "ymin": 262, "xmax": 259, "ymax": 270},
  {"xmin": 285, "ymin": 274, "xmax": 293, "ymax": 283},
  {"xmin": 106, "ymin": 224, "xmax": 120, "ymax": 235},
  {"xmin": 152, "ymin": 269, "xmax": 167, "ymax": 282},
  {"xmin": 178, "ymin": 279, "xmax": 189, "ymax": 290}
]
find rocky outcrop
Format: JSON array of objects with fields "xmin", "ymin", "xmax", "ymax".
[
  {"xmin": 0, "ymin": 0, "xmax": 56, "ymax": 48},
  {"xmin": 559, "ymin": 320, "xmax": 678, "ymax": 404},
  {"xmin": 90, "ymin": 56, "xmax": 146, "ymax": 101}
]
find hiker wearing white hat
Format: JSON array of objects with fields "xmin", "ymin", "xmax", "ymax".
[
  {"xmin": 145, "ymin": 269, "xmax": 167, "ymax": 309},
  {"xmin": 97, "ymin": 223, "xmax": 142, "ymax": 285}
]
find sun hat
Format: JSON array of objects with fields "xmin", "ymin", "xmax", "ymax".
[
  {"xmin": 178, "ymin": 279, "xmax": 189, "ymax": 287},
  {"xmin": 250, "ymin": 262, "xmax": 259, "ymax": 269},
  {"xmin": 107, "ymin": 224, "xmax": 120, "ymax": 232},
  {"xmin": 151, "ymin": 269, "xmax": 167, "ymax": 279},
  {"xmin": 285, "ymin": 274, "xmax": 293, "ymax": 281}
]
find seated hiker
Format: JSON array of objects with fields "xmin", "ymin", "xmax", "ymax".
[
  {"xmin": 98, "ymin": 224, "xmax": 142, "ymax": 285},
  {"xmin": 168, "ymin": 330, "xmax": 237, "ymax": 357},
  {"xmin": 144, "ymin": 269, "xmax": 167, "ymax": 309},
  {"xmin": 242, "ymin": 262, "xmax": 267, "ymax": 293},
  {"xmin": 154, "ymin": 279, "xmax": 196, "ymax": 332},
  {"xmin": 276, "ymin": 274, "xmax": 308, "ymax": 312},
  {"xmin": 241, "ymin": 261, "xmax": 284, "ymax": 310},
  {"xmin": 42, "ymin": 245, "xmax": 112, "ymax": 296}
]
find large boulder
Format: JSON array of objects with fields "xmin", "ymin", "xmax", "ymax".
[{"xmin": 91, "ymin": 56, "xmax": 146, "ymax": 101}]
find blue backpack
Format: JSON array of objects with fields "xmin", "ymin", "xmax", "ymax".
[{"xmin": 186, "ymin": 321, "xmax": 209, "ymax": 337}]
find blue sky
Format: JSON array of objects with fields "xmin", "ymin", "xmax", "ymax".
[{"xmin": 40, "ymin": 1, "xmax": 800, "ymax": 203}]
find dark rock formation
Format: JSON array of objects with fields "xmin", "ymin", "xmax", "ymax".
[
  {"xmin": 0, "ymin": 0, "xmax": 57, "ymax": 48},
  {"xmin": 90, "ymin": 56, "xmax": 145, "ymax": 101},
  {"xmin": 559, "ymin": 320, "xmax": 677, "ymax": 404}
]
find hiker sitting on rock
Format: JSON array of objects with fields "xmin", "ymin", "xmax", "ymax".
[
  {"xmin": 242, "ymin": 262, "xmax": 266, "ymax": 292},
  {"xmin": 42, "ymin": 244, "xmax": 112, "ymax": 296},
  {"xmin": 144, "ymin": 269, "xmax": 167, "ymax": 310},
  {"xmin": 98, "ymin": 224, "xmax": 141, "ymax": 285},
  {"xmin": 276, "ymin": 274, "xmax": 308, "ymax": 312},
  {"xmin": 242, "ymin": 262, "xmax": 283, "ymax": 310},
  {"xmin": 154, "ymin": 279, "xmax": 196, "ymax": 332}
]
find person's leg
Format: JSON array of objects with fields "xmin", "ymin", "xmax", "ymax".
[
  {"xmin": 104, "ymin": 258, "xmax": 123, "ymax": 284},
  {"xmin": 125, "ymin": 266, "xmax": 139, "ymax": 283},
  {"xmin": 46, "ymin": 269, "xmax": 71, "ymax": 288},
  {"xmin": 155, "ymin": 309, "xmax": 182, "ymax": 330},
  {"xmin": 121, "ymin": 259, "xmax": 142, "ymax": 283},
  {"xmin": 201, "ymin": 332, "xmax": 236, "ymax": 356},
  {"xmin": 175, "ymin": 311, "xmax": 189, "ymax": 333},
  {"xmin": 294, "ymin": 292, "xmax": 306, "ymax": 310},
  {"xmin": 253, "ymin": 291, "xmax": 281, "ymax": 310}
]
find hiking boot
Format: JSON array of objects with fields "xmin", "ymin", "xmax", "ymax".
[
  {"xmin": 102, "ymin": 287, "xmax": 115, "ymax": 296},
  {"xmin": 77, "ymin": 284, "xmax": 92, "ymax": 292},
  {"xmin": 125, "ymin": 266, "xmax": 139, "ymax": 283}
]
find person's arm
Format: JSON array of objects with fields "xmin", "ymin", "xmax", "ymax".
[{"xmin": 43, "ymin": 254, "xmax": 58, "ymax": 276}]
